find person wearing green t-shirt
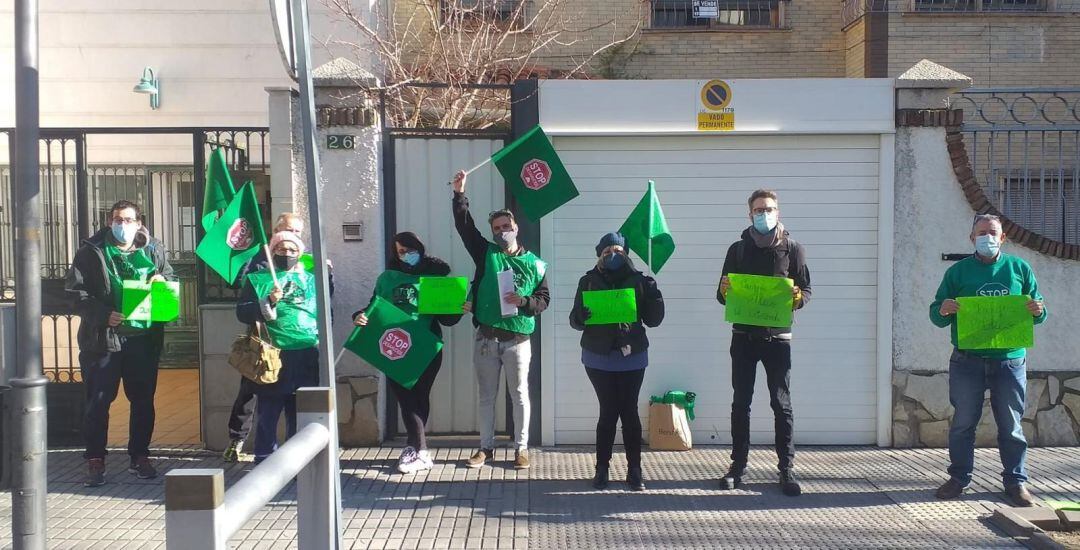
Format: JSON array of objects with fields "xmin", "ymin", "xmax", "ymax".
[
  {"xmin": 452, "ymin": 169, "xmax": 551, "ymax": 470},
  {"xmin": 236, "ymin": 230, "xmax": 320, "ymax": 464},
  {"xmin": 352, "ymin": 232, "xmax": 462, "ymax": 474},
  {"xmin": 66, "ymin": 200, "xmax": 176, "ymax": 487},
  {"xmin": 930, "ymin": 214, "xmax": 1047, "ymax": 507}
]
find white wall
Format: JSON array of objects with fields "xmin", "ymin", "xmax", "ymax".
[
  {"xmin": 0, "ymin": 0, "xmax": 372, "ymax": 161},
  {"xmin": 893, "ymin": 127, "xmax": 1080, "ymax": 373}
]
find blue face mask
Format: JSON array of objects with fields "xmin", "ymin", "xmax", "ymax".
[
  {"xmin": 752, "ymin": 211, "xmax": 778, "ymax": 234},
  {"xmin": 111, "ymin": 222, "xmax": 139, "ymax": 244},
  {"xmin": 975, "ymin": 234, "xmax": 1001, "ymax": 258},
  {"xmin": 602, "ymin": 252, "xmax": 626, "ymax": 271},
  {"xmin": 400, "ymin": 251, "xmax": 421, "ymax": 267}
]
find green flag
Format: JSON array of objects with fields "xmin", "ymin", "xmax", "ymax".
[
  {"xmin": 343, "ymin": 296, "xmax": 444, "ymax": 389},
  {"xmin": 618, "ymin": 180, "xmax": 675, "ymax": 274},
  {"xmin": 196, "ymin": 181, "xmax": 267, "ymax": 285},
  {"xmin": 202, "ymin": 148, "xmax": 236, "ymax": 232},
  {"xmin": 491, "ymin": 125, "xmax": 579, "ymax": 221}
]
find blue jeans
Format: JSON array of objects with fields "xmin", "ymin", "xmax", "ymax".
[{"xmin": 947, "ymin": 349, "xmax": 1028, "ymax": 487}]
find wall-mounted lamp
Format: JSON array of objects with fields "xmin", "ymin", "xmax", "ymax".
[{"xmin": 132, "ymin": 67, "xmax": 160, "ymax": 110}]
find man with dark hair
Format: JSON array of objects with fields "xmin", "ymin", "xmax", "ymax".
[
  {"xmin": 930, "ymin": 214, "xmax": 1046, "ymax": 507},
  {"xmin": 717, "ymin": 189, "xmax": 811, "ymax": 497},
  {"xmin": 66, "ymin": 200, "xmax": 176, "ymax": 486},
  {"xmin": 452, "ymin": 169, "xmax": 550, "ymax": 470}
]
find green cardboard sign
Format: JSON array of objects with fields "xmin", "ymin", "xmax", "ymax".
[
  {"xmin": 122, "ymin": 280, "xmax": 180, "ymax": 323},
  {"xmin": 298, "ymin": 253, "xmax": 315, "ymax": 272},
  {"xmin": 418, "ymin": 276, "xmax": 469, "ymax": 315},
  {"xmin": 724, "ymin": 274, "xmax": 794, "ymax": 328},
  {"xmin": 957, "ymin": 295, "xmax": 1034, "ymax": 350},
  {"xmin": 583, "ymin": 288, "xmax": 638, "ymax": 325},
  {"xmin": 343, "ymin": 296, "xmax": 443, "ymax": 390}
]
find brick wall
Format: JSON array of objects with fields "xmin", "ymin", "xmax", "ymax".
[
  {"xmin": 845, "ymin": 19, "xmax": 867, "ymax": 77},
  {"xmin": 887, "ymin": 14, "xmax": 1080, "ymax": 86}
]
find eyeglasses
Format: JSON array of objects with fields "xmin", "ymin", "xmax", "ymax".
[
  {"xmin": 752, "ymin": 207, "xmax": 778, "ymax": 215},
  {"xmin": 111, "ymin": 216, "xmax": 138, "ymax": 225}
]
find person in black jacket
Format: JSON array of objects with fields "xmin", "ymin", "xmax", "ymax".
[
  {"xmin": 716, "ymin": 189, "xmax": 811, "ymax": 497},
  {"xmin": 352, "ymin": 232, "xmax": 462, "ymax": 474},
  {"xmin": 451, "ymin": 169, "xmax": 551, "ymax": 470},
  {"xmin": 65, "ymin": 200, "xmax": 176, "ymax": 487},
  {"xmin": 569, "ymin": 232, "xmax": 664, "ymax": 491},
  {"xmin": 222, "ymin": 212, "xmax": 335, "ymax": 463}
]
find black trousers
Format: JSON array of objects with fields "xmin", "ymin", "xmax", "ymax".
[
  {"xmin": 228, "ymin": 377, "xmax": 257, "ymax": 442},
  {"xmin": 730, "ymin": 333, "xmax": 795, "ymax": 471},
  {"xmin": 585, "ymin": 367, "xmax": 646, "ymax": 469},
  {"xmin": 80, "ymin": 333, "xmax": 162, "ymax": 460},
  {"xmin": 388, "ymin": 352, "xmax": 443, "ymax": 450}
]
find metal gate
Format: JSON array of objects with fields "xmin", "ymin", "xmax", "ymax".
[{"xmin": 0, "ymin": 128, "xmax": 269, "ymax": 445}]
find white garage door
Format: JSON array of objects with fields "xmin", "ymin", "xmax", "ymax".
[{"xmin": 544, "ymin": 134, "xmax": 881, "ymax": 445}]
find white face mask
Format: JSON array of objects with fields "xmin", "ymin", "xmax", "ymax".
[
  {"xmin": 975, "ymin": 234, "xmax": 1001, "ymax": 258},
  {"xmin": 111, "ymin": 222, "xmax": 139, "ymax": 244}
]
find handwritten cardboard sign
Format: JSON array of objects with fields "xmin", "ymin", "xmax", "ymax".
[
  {"xmin": 417, "ymin": 276, "xmax": 469, "ymax": 315},
  {"xmin": 957, "ymin": 295, "xmax": 1034, "ymax": 350},
  {"xmin": 583, "ymin": 288, "xmax": 638, "ymax": 325},
  {"xmin": 724, "ymin": 274, "xmax": 794, "ymax": 328}
]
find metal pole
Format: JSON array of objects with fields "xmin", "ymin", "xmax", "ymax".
[
  {"xmin": 12, "ymin": 0, "xmax": 49, "ymax": 548},
  {"xmin": 289, "ymin": 1, "xmax": 342, "ymax": 547}
]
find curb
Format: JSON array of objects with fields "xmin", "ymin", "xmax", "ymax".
[{"xmin": 991, "ymin": 508, "xmax": 1070, "ymax": 550}]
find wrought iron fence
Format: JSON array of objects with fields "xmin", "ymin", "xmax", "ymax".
[
  {"xmin": 841, "ymin": 0, "xmax": 1068, "ymax": 28},
  {"xmin": 952, "ymin": 88, "xmax": 1080, "ymax": 245},
  {"xmin": 650, "ymin": 0, "xmax": 784, "ymax": 29}
]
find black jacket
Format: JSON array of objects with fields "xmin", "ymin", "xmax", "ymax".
[
  {"xmin": 65, "ymin": 227, "xmax": 176, "ymax": 354},
  {"xmin": 351, "ymin": 256, "xmax": 463, "ymax": 338},
  {"xmin": 569, "ymin": 266, "xmax": 665, "ymax": 356},
  {"xmin": 716, "ymin": 227, "xmax": 811, "ymax": 337},
  {"xmin": 452, "ymin": 191, "xmax": 550, "ymax": 328}
]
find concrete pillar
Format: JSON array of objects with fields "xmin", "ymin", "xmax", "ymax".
[{"xmin": 165, "ymin": 469, "xmax": 226, "ymax": 549}]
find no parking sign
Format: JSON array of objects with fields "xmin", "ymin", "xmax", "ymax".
[{"xmin": 697, "ymin": 79, "xmax": 736, "ymax": 131}]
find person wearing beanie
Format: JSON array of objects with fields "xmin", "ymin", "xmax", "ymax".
[
  {"xmin": 716, "ymin": 189, "xmax": 812, "ymax": 497},
  {"xmin": 352, "ymin": 232, "xmax": 462, "ymax": 474},
  {"xmin": 236, "ymin": 230, "xmax": 320, "ymax": 463},
  {"xmin": 222, "ymin": 212, "xmax": 336, "ymax": 464},
  {"xmin": 569, "ymin": 232, "xmax": 665, "ymax": 491}
]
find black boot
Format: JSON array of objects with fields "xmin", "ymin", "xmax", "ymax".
[
  {"xmin": 627, "ymin": 466, "xmax": 646, "ymax": 492},
  {"xmin": 780, "ymin": 469, "xmax": 802, "ymax": 496},
  {"xmin": 719, "ymin": 464, "xmax": 744, "ymax": 490},
  {"xmin": 592, "ymin": 464, "xmax": 609, "ymax": 490}
]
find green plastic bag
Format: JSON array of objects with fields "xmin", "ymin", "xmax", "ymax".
[{"xmin": 649, "ymin": 390, "xmax": 697, "ymax": 420}]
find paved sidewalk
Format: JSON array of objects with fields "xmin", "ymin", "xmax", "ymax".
[{"xmin": 1, "ymin": 446, "xmax": 1078, "ymax": 549}]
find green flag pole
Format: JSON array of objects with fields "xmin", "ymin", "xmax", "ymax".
[
  {"xmin": 446, "ymin": 156, "xmax": 494, "ymax": 186},
  {"xmin": 263, "ymin": 244, "xmax": 280, "ymax": 287},
  {"xmin": 647, "ymin": 180, "xmax": 654, "ymax": 272}
]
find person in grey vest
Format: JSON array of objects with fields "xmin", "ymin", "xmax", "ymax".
[{"xmin": 452, "ymin": 169, "xmax": 550, "ymax": 470}]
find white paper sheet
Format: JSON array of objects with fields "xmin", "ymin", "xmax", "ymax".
[{"xmin": 497, "ymin": 269, "xmax": 518, "ymax": 318}]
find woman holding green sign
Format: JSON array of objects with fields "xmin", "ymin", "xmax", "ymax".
[
  {"xmin": 236, "ymin": 230, "xmax": 320, "ymax": 464},
  {"xmin": 353, "ymin": 232, "xmax": 462, "ymax": 474},
  {"xmin": 569, "ymin": 232, "xmax": 665, "ymax": 491}
]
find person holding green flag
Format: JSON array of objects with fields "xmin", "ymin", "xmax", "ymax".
[
  {"xmin": 65, "ymin": 200, "xmax": 176, "ymax": 487},
  {"xmin": 352, "ymin": 231, "xmax": 462, "ymax": 474},
  {"xmin": 452, "ymin": 169, "xmax": 551, "ymax": 470},
  {"xmin": 568, "ymin": 232, "xmax": 665, "ymax": 491},
  {"xmin": 716, "ymin": 189, "xmax": 811, "ymax": 497},
  {"xmin": 221, "ymin": 212, "xmax": 335, "ymax": 463},
  {"xmin": 236, "ymin": 230, "xmax": 320, "ymax": 464},
  {"xmin": 929, "ymin": 213, "xmax": 1047, "ymax": 507}
]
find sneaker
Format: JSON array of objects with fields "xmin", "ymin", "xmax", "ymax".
[
  {"xmin": 935, "ymin": 478, "xmax": 966, "ymax": 500},
  {"xmin": 514, "ymin": 449, "xmax": 531, "ymax": 470},
  {"xmin": 779, "ymin": 469, "xmax": 802, "ymax": 497},
  {"xmin": 128, "ymin": 457, "xmax": 158, "ymax": 480},
  {"xmin": 627, "ymin": 466, "xmax": 646, "ymax": 492},
  {"xmin": 84, "ymin": 458, "xmax": 106, "ymax": 487},
  {"xmin": 397, "ymin": 446, "xmax": 418, "ymax": 468},
  {"xmin": 466, "ymin": 448, "xmax": 493, "ymax": 469},
  {"xmin": 398, "ymin": 451, "xmax": 428, "ymax": 474},
  {"xmin": 592, "ymin": 464, "xmax": 609, "ymax": 490},
  {"xmin": 718, "ymin": 465, "xmax": 744, "ymax": 490},
  {"xmin": 1005, "ymin": 484, "xmax": 1035, "ymax": 507},
  {"xmin": 417, "ymin": 450, "xmax": 435, "ymax": 470},
  {"xmin": 222, "ymin": 439, "xmax": 244, "ymax": 463}
]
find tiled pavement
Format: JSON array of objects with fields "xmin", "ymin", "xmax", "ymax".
[{"xmin": 2, "ymin": 446, "xmax": 1079, "ymax": 549}]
